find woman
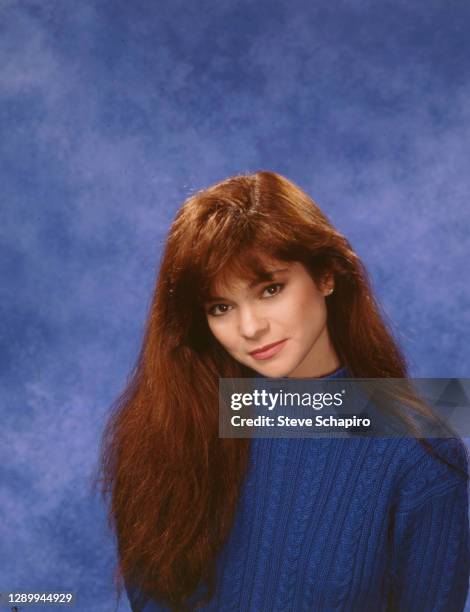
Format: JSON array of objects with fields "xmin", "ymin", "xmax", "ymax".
[{"xmin": 98, "ymin": 171, "xmax": 469, "ymax": 611}]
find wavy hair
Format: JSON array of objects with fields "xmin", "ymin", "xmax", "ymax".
[{"xmin": 96, "ymin": 171, "xmax": 468, "ymax": 611}]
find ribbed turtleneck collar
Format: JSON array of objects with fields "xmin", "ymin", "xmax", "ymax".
[{"xmin": 256, "ymin": 364, "xmax": 349, "ymax": 380}]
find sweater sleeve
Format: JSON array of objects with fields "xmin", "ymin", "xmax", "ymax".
[{"xmin": 386, "ymin": 438, "xmax": 470, "ymax": 612}]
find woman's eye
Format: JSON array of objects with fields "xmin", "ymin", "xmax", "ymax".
[
  {"xmin": 208, "ymin": 303, "xmax": 232, "ymax": 317},
  {"xmin": 262, "ymin": 283, "xmax": 284, "ymax": 298}
]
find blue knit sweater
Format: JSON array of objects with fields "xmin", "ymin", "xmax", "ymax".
[{"xmin": 126, "ymin": 366, "xmax": 470, "ymax": 611}]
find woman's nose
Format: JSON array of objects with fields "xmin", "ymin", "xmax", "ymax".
[{"xmin": 238, "ymin": 304, "xmax": 268, "ymax": 338}]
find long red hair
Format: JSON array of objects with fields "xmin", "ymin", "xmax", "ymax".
[{"xmin": 96, "ymin": 171, "xmax": 467, "ymax": 610}]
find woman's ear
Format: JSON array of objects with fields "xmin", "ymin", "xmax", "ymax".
[{"xmin": 319, "ymin": 273, "xmax": 335, "ymax": 296}]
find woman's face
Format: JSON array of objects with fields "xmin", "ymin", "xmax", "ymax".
[{"xmin": 204, "ymin": 258, "xmax": 340, "ymax": 378}]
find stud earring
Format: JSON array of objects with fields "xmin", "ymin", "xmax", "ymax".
[{"xmin": 326, "ymin": 288, "xmax": 334, "ymax": 296}]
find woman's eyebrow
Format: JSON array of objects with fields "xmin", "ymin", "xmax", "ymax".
[
  {"xmin": 247, "ymin": 268, "xmax": 289, "ymax": 289},
  {"xmin": 205, "ymin": 268, "xmax": 289, "ymax": 303}
]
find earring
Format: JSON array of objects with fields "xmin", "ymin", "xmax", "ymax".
[{"xmin": 326, "ymin": 288, "xmax": 334, "ymax": 296}]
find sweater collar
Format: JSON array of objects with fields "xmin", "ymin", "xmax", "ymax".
[{"xmin": 256, "ymin": 365, "xmax": 349, "ymax": 380}]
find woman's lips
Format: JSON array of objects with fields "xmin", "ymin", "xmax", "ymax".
[{"xmin": 249, "ymin": 339, "xmax": 287, "ymax": 360}]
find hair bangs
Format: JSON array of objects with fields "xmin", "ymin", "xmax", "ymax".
[{"xmin": 199, "ymin": 247, "xmax": 290, "ymax": 306}]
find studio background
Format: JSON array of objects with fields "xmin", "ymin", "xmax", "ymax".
[{"xmin": 1, "ymin": 1, "xmax": 469, "ymax": 610}]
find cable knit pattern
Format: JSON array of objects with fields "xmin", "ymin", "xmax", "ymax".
[{"xmin": 126, "ymin": 367, "xmax": 470, "ymax": 611}]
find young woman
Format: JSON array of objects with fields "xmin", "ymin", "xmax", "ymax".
[{"xmin": 99, "ymin": 171, "xmax": 469, "ymax": 611}]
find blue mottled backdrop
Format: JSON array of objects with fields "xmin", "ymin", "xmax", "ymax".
[{"xmin": 1, "ymin": 0, "xmax": 469, "ymax": 610}]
